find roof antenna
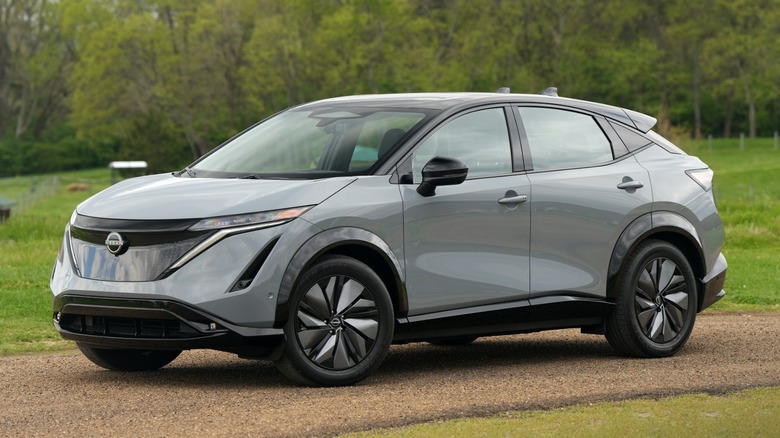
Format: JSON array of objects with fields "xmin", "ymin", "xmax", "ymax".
[
  {"xmin": 538, "ymin": 87, "xmax": 558, "ymax": 97},
  {"xmin": 495, "ymin": 87, "xmax": 510, "ymax": 94}
]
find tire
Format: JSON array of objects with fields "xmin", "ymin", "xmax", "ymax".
[
  {"xmin": 606, "ymin": 240, "xmax": 698, "ymax": 358},
  {"xmin": 427, "ymin": 336, "xmax": 479, "ymax": 346},
  {"xmin": 275, "ymin": 255, "xmax": 394, "ymax": 386},
  {"xmin": 77, "ymin": 344, "xmax": 181, "ymax": 371}
]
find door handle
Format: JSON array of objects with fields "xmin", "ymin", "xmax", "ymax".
[
  {"xmin": 498, "ymin": 195, "xmax": 528, "ymax": 205},
  {"xmin": 617, "ymin": 181, "xmax": 644, "ymax": 190}
]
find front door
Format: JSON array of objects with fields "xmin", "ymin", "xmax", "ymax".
[{"xmin": 399, "ymin": 107, "xmax": 531, "ymax": 316}]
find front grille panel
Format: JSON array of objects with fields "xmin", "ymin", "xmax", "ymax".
[
  {"xmin": 69, "ymin": 235, "xmax": 207, "ymax": 281},
  {"xmin": 69, "ymin": 216, "xmax": 213, "ymax": 281},
  {"xmin": 60, "ymin": 314, "xmax": 202, "ymax": 339}
]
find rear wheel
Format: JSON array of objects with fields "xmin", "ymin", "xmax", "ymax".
[
  {"xmin": 606, "ymin": 240, "xmax": 697, "ymax": 357},
  {"xmin": 275, "ymin": 255, "xmax": 394, "ymax": 386},
  {"xmin": 77, "ymin": 344, "xmax": 181, "ymax": 371}
]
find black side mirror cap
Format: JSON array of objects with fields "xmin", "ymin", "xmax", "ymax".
[{"xmin": 417, "ymin": 156, "xmax": 468, "ymax": 197}]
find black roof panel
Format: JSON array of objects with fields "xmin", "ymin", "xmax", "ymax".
[{"xmin": 295, "ymin": 93, "xmax": 656, "ymax": 131}]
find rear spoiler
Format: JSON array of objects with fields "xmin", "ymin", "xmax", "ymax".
[{"xmin": 623, "ymin": 108, "xmax": 656, "ymax": 133}]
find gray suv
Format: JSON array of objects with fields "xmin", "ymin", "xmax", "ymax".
[{"xmin": 51, "ymin": 90, "xmax": 727, "ymax": 386}]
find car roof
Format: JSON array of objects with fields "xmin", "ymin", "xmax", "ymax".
[{"xmin": 296, "ymin": 92, "xmax": 656, "ymax": 133}]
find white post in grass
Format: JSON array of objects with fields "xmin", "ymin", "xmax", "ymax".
[
  {"xmin": 775, "ymin": 131, "xmax": 778, "ymax": 150},
  {"xmin": 708, "ymin": 134, "xmax": 712, "ymax": 151},
  {"xmin": 740, "ymin": 133, "xmax": 745, "ymax": 151}
]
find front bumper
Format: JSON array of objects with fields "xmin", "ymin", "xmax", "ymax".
[
  {"xmin": 699, "ymin": 252, "xmax": 727, "ymax": 311},
  {"xmin": 53, "ymin": 295, "xmax": 284, "ymax": 358}
]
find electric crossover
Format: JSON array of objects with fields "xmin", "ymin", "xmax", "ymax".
[{"xmin": 51, "ymin": 89, "xmax": 727, "ymax": 386}]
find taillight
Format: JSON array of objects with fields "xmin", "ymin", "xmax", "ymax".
[{"xmin": 685, "ymin": 168, "xmax": 713, "ymax": 191}]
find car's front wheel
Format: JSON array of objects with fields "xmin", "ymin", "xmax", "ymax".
[
  {"xmin": 77, "ymin": 344, "xmax": 181, "ymax": 371},
  {"xmin": 606, "ymin": 240, "xmax": 698, "ymax": 357},
  {"xmin": 275, "ymin": 255, "xmax": 394, "ymax": 386}
]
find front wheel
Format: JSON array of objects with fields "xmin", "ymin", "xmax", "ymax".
[
  {"xmin": 77, "ymin": 344, "xmax": 181, "ymax": 371},
  {"xmin": 275, "ymin": 255, "xmax": 394, "ymax": 386},
  {"xmin": 606, "ymin": 240, "xmax": 698, "ymax": 358}
]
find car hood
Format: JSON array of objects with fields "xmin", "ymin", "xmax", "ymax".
[{"xmin": 76, "ymin": 173, "xmax": 356, "ymax": 220}]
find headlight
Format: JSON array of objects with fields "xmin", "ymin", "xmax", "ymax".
[
  {"xmin": 169, "ymin": 206, "xmax": 313, "ymax": 271},
  {"xmin": 188, "ymin": 206, "xmax": 313, "ymax": 231}
]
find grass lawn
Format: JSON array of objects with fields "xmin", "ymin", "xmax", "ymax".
[
  {"xmin": 688, "ymin": 138, "xmax": 780, "ymax": 310},
  {"xmin": 343, "ymin": 386, "xmax": 780, "ymax": 437},
  {"xmin": 0, "ymin": 168, "xmax": 111, "ymax": 354}
]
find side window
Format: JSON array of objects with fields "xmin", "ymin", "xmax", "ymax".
[
  {"xmin": 517, "ymin": 107, "xmax": 613, "ymax": 171},
  {"xmin": 412, "ymin": 108, "xmax": 512, "ymax": 183},
  {"xmin": 348, "ymin": 112, "xmax": 424, "ymax": 171}
]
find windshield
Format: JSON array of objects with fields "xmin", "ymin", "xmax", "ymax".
[{"xmin": 190, "ymin": 108, "xmax": 429, "ymax": 178}]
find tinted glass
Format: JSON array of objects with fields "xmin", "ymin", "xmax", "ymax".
[
  {"xmin": 611, "ymin": 122, "xmax": 654, "ymax": 152},
  {"xmin": 517, "ymin": 107, "xmax": 613, "ymax": 171},
  {"xmin": 412, "ymin": 108, "xmax": 512, "ymax": 183}
]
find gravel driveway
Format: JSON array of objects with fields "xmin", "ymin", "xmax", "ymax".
[{"xmin": 1, "ymin": 312, "xmax": 778, "ymax": 437}]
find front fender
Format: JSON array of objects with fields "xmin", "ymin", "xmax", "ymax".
[{"xmin": 274, "ymin": 227, "xmax": 406, "ymax": 325}]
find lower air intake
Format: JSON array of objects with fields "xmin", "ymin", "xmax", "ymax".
[{"xmin": 59, "ymin": 314, "xmax": 201, "ymax": 339}]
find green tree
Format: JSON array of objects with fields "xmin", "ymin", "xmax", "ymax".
[{"xmin": 0, "ymin": 0, "xmax": 72, "ymax": 139}]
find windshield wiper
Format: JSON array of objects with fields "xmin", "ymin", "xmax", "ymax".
[
  {"xmin": 176, "ymin": 167, "xmax": 195, "ymax": 178},
  {"xmin": 238, "ymin": 174, "xmax": 293, "ymax": 180}
]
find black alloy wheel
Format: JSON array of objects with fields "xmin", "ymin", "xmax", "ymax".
[
  {"xmin": 606, "ymin": 240, "xmax": 697, "ymax": 357},
  {"xmin": 275, "ymin": 255, "xmax": 393, "ymax": 386}
]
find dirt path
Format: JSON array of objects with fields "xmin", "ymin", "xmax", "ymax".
[{"xmin": 1, "ymin": 312, "xmax": 778, "ymax": 437}]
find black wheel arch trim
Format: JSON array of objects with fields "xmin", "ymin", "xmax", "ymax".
[
  {"xmin": 275, "ymin": 227, "xmax": 406, "ymax": 326},
  {"xmin": 608, "ymin": 211, "xmax": 705, "ymax": 300}
]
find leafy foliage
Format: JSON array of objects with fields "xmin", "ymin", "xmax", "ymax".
[{"xmin": 1, "ymin": 0, "xmax": 780, "ymax": 174}]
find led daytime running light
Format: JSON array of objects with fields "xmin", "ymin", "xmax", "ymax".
[{"xmin": 189, "ymin": 206, "xmax": 312, "ymax": 231}]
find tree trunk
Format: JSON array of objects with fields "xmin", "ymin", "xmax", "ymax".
[
  {"xmin": 693, "ymin": 47, "xmax": 702, "ymax": 140},
  {"xmin": 184, "ymin": 129, "xmax": 212, "ymax": 159},
  {"xmin": 0, "ymin": 3, "xmax": 13, "ymax": 135},
  {"xmin": 14, "ymin": 84, "xmax": 35, "ymax": 139},
  {"xmin": 744, "ymin": 83, "xmax": 756, "ymax": 138},
  {"xmin": 723, "ymin": 87, "xmax": 734, "ymax": 138},
  {"xmin": 749, "ymin": 100, "xmax": 756, "ymax": 138}
]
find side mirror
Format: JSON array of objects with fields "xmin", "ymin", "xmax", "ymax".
[{"xmin": 417, "ymin": 156, "xmax": 468, "ymax": 197}]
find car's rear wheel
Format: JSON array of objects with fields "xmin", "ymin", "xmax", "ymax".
[
  {"xmin": 606, "ymin": 240, "xmax": 697, "ymax": 357},
  {"xmin": 77, "ymin": 344, "xmax": 181, "ymax": 371},
  {"xmin": 275, "ymin": 255, "xmax": 394, "ymax": 386}
]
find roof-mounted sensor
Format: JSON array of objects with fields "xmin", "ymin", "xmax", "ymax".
[
  {"xmin": 495, "ymin": 87, "xmax": 511, "ymax": 94},
  {"xmin": 539, "ymin": 87, "xmax": 558, "ymax": 97}
]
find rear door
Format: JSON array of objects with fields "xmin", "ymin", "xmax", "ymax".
[{"xmin": 515, "ymin": 106, "xmax": 653, "ymax": 300}]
